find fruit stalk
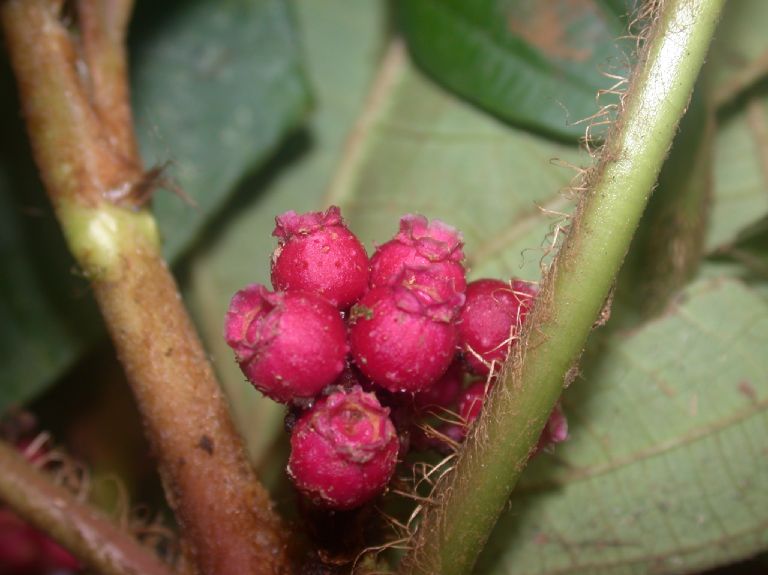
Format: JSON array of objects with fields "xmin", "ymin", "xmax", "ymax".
[
  {"xmin": 400, "ymin": 1, "xmax": 726, "ymax": 573},
  {"xmin": 0, "ymin": 440, "xmax": 175, "ymax": 575},
  {"xmin": 1, "ymin": 2, "xmax": 290, "ymax": 573}
]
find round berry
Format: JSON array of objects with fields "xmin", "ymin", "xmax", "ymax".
[
  {"xmin": 370, "ymin": 215, "xmax": 466, "ymax": 321},
  {"xmin": 458, "ymin": 381, "xmax": 488, "ymax": 425},
  {"xmin": 536, "ymin": 402, "xmax": 569, "ymax": 454},
  {"xmin": 458, "ymin": 279, "xmax": 537, "ymax": 375},
  {"xmin": 412, "ymin": 360, "xmax": 464, "ymax": 414},
  {"xmin": 271, "ymin": 206, "xmax": 368, "ymax": 309},
  {"xmin": 287, "ymin": 386, "xmax": 399, "ymax": 510},
  {"xmin": 0, "ymin": 509, "xmax": 43, "ymax": 575},
  {"xmin": 224, "ymin": 285, "xmax": 348, "ymax": 403},
  {"xmin": 349, "ymin": 287, "xmax": 458, "ymax": 393}
]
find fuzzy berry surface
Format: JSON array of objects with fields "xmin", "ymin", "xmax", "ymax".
[
  {"xmin": 349, "ymin": 287, "xmax": 458, "ymax": 393},
  {"xmin": 369, "ymin": 215, "xmax": 466, "ymax": 321},
  {"xmin": 224, "ymin": 285, "xmax": 348, "ymax": 403},
  {"xmin": 271, "ymin": 206, "xmax": 369, "ymax": 309},
  {"xmin": 287, "ymin": 386, "xmax": 399, "ymax": 510},
  {"xmin": 458, "ymin": 279, "xmax": 537, "ymax": 375}
]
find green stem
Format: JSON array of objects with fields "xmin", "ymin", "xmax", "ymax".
[{"xmin": 400, "ymin": 1, "xmax": 726, "ymax": 573}]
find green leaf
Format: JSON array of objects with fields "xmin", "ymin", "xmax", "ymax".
[
  {"xmin": 709, "ymin": 95, "xmax": 768, "ymax": 252},
  {"xmin": 0, "ymin": 0, "xmax": 309, "ymax": 411},
  {"xmin": 184, "ymin": 0, "xmax": 387, "ymax": 467},
  {"xmin": 397, "ymin": 0, "xmax": 633, "ymax": 140},
  {"xmin": 131, "ymin": 0, "xmax": 310, "ymax": 260},
  {"xmin": 330, "ymin": 49, "xmax": 581, "ymax": 281},
  {"xmin": 710, "ymin": 0, "xmax": 768, "ymax": 106},
  {"xmin": 478, "ymin": 278, "xmax": 768, "ymax": 575}
]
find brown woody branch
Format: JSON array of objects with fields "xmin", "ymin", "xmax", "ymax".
[{"xmin": 1, "ymin": 2, "xmax": 291, "ymax": 573}]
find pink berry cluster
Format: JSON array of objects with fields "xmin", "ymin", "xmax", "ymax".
[{"xmin": 224, "ymin": 206, "xmax": 567, "ymax": 510}]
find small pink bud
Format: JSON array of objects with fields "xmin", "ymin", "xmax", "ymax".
[
  {"xmin": 271, "ymin": 206, "xmax": 369, "ymax": 309},
  {"xmin": 287, "ymin": 386, "xmax": 399, "ymax": 509},
  {"xmin": 458, "ymin": 279, "xmax": 537, "ymax": 375},
  {"xmin": 349, "ymin": 287, "xmax": 458, "ymax": 393},
  {"xmin": 224, "ymin": 285, "xmax": 348, "ymax": 403}
]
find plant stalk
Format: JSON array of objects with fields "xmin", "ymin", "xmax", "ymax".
[
  {"xmin": 1, "ymin": 2, "xmax": 291, "ymax": 573},
  {"xmin": 0, "ymin": 440, "xmax": 175, "ymax": 575},
  {"xmin": 400, "ymin": 1, "xmax": 726, "ymax": 573}
]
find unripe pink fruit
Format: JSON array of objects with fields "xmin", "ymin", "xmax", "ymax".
[
  {"xmin": 458, "ymin": 279, "xmax": 537, "ymax": 375},
  {"xmin": 370, "ymin": 215, "xmax": 466, "ymax": 321},
  {"xmin": 224, "ymin": 285, "xmax": 348, "ymax": 403},
  {"xmin": 271, "ymin": 206, "xmax": 369, "ymax": 309},
  {"xmin": 458, "ymin": 381, "xmax": 488, "ymax": 425},
  {"xmin": 0, "ymin": 509, "xmax": 42, "ymax": 575},
  {"xmin": 287, "ymin": 386, "xmax": 399, "ymax": 509},
  {"xmin": 412, "ymin": 360, "xmax": 464, "ymax": 414},
  {"xmin": 536, "ymin": 402, "xmax": 569, "ymax": 453},
  {"xmin": 349, "ymin": 287, "xmax": 458, "ymax": 393}
]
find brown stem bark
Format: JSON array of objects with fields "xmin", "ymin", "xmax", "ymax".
[
  {"xmin": 1, "ymin": 1, "xmax": 291, "ymax": 573},
  {"xmin": 0, "ymin": 440, "xmax": 175, "ymax": 575}
]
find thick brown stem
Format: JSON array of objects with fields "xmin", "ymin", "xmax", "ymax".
[
  {"xmin": 91, "ymin": 237, "xmax": 290, "ymax": 575},
  {"xmin": 1, "ymin": 2, "xmax": 292, "ymax": 573},
  {"xmin": 0, "ymin": 440, "xmax": 175, "ymax": 575},
  {"xmin": 77, "ymin": 0, "xmax": 140, "ymax": 163}
]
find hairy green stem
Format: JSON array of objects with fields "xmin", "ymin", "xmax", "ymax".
[
  {"xmin": 0, "ymin": 440, "xmax": 175, "ymax": 575},
  {"xmin": 400, "ymin": 1, "xmax": 726, "ymax": 573}
]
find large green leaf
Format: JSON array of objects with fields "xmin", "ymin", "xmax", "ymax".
[
  {"xmin": 710, "ymin": 0, "xmax": 768, "ymax": 106},
  {"xmin": 184, "ymin": 0, "xmax": 387, "ymax": 468},
  {"xmin": 478, "ymin": 278, "xmax": 768, "ymax": 574},
  {"xmin": 331, "ymin": 50, "xmax": 581, "ymax": 282},
  {"xmin": 398, "ymin": 0, "xmax": 633, "ymax": 140},
  {"xmin": 130, "ymin": 0, "xmax": 310, "ymax": 260},
  {"xmin": 325, "ymin": 49, "xmax": 768, "ymax": 573},
  {"xmin": 709, "ymin": 95, "xmax": 768, "ymax": 253},
  {"xmin": 0, "ymin": 0, "xmax": 309, "ymax": 411}
]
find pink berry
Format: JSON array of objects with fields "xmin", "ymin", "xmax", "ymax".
[
  {"xmin": 370, "ymin": 215, "xmax": 466, "ymax": 321},
  {"xmin": 287, "ymin": 386, "xmax": 399, "ymax": 509},
  {"xmin": 271, "ymin": 206, "xmax": 369, "ymax": 309},
  {"xmin": 535, "ymin": 402, "xmax": 569, "ymax": 453},
  {"xmin": 412, "ymin": 360, "xmax": 464, "ymax": 414},
  {"xmin": 349, "ymin": 287, "xmax": 458, "ymax": 393},
  {"xmin": 224, "ymin": 285, "xmax": 348, "ymax": 403},
  {"xmin": 0, "ymin": 509, "xmax": 43, "ymax": 574},
  {"xmin": 458, "ymin": 381, "xmax": 488, "ymax": 425},
  {"xmin": 458, "ymin": 279, "xmax": 537, "ymax": 375}
]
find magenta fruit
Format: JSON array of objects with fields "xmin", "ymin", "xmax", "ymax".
[
  {"xmin": 370, "ymin": 214, "xmax": 466, "ymax": 321},
  {"xmin": 287, "ymin": 386, "xmax": 399, "ymax": 509},
  {"xmin": 458, "ymin": 381, "xmax": 488, "ymax": 426},
  {"xmin": 536, "ymin": 402, "xmax": 569, "ymax": 453},
  {"xmin": 349, "ymin": 287, "xmax": 458, "ymax": 393},
  {"xmin": 458, "ymin": 278, "xmax": 537, "ymax": 375},
  {"xmin": 224, "ymin": 284, "xmax": 348, "ymax": 403},
  {"xmin": 271, "ymin": 206, "xmax": 369, "ymax": 309},
  {"xmin": 412, "ymin": 360, "xmax": 464, "ymax": 414}
]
